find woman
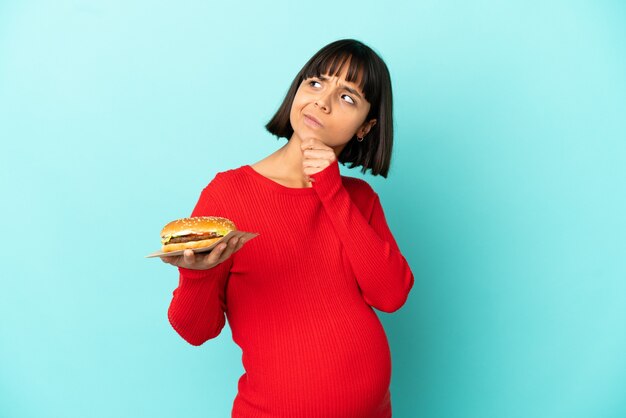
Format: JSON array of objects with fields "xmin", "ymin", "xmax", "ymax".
[{"xmin": 162, "ymin": 39, "xmax": 415, "ymax": 418}]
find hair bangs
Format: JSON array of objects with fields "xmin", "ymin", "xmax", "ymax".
[{"xmin": 303, "ymin": 51, "xmax": 377, "ymax": 105}]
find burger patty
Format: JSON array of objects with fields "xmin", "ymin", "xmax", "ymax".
[{"xmin": 168, "ymin": 232, "xmax": 222, "ymax": 244}]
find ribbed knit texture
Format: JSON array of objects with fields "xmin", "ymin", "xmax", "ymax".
[{"xmin": 167, "ymin": 159, "xmax": 415, "ymax": 418}]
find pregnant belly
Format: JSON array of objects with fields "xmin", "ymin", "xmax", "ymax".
[{"xmin": 233, "ymin": 306, "xmax": 392, "ymax": 415}]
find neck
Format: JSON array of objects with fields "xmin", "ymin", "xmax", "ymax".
[{"xmin": 277, "ymin": 133, "xmax": 307, "ymax": 184}]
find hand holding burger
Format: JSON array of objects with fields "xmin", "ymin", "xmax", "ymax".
[
  {"xmin": 161, "ymin": 236, "xmax": 245, "ymax": 270},
  {"xmin": 160, "ymin": 216, "xmax": 247, "ymax": 270}
]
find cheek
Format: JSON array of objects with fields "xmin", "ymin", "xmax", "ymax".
[
  {"xmin": 336, "ymin": 112, "xmax": 367, "ymax": 135},
  {"xmin": 289, "ymin": 98, "xmax": 302, "ymax": 122},
  {"xmin": 289, "ymin": 90, "xmax": 307, "ymax": 114}
]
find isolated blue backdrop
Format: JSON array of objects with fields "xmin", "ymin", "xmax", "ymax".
[{"xmin": 1, "ymin": 1, "xmax": 625, "ymax": 417}]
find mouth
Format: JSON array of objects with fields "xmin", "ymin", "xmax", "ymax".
[{"xmin": 303, "ymin": 114, "xmax": 323, "ymax": 128}]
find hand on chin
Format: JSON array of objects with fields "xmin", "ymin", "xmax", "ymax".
[{"xmin": 300, "ymin": 137, "xmax": 336, "ymax": 182}]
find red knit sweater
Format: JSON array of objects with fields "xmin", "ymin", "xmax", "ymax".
[{"xmin": 167, "ymin": 159, "xmax": 414, "ymax": 417}]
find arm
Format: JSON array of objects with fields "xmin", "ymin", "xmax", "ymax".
[
  {"xmin": 310, "ymin": 160, "xmax": 415, "ymax": 313},
  {"xmin": 167, "ymin": 186, "xmax": 232, "ymax": 346}
]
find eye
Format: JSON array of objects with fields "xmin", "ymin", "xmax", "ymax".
[
  {"xmin": 308, "ymin": 80, "xmax": 321, "ymax": 88},
  {"xmin": 342, "ymin": 94, "xmax": 355, "ymax": 105}
]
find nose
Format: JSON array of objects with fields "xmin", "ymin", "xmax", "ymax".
[{"xmin": 314, "ymin": 92, "xmax": 331, "ymax": 113}]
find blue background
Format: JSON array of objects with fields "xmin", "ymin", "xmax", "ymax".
[{"xmin": 1, "ymin": 1, "xmax": 625, "ymax": 417}]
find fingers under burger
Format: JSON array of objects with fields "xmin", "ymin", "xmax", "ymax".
[{"xmin": 161, "ymin": 216, "xmax": 237, "ymax": 253}]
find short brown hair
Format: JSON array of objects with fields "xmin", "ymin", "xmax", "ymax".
[{"xmin": 265, "ymin": 39, "xmax": 394, "ymax": 177}]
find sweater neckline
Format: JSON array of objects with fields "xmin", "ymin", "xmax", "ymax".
[{"xmin": 241, "ymin": 165, "xmax": 317, "ymax": 195}]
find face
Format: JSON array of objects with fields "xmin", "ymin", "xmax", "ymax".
[{"xmin": 289, "ymin": 64, "xmax": 377, "ymax": 152}]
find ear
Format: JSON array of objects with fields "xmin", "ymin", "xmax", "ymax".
[{"xmin": 357, "ymin": 119, "xmax": 377, "ymax": 138}]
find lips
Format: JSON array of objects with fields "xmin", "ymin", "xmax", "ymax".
[{"xmin": 303, "ymin": 114, "xmax": 323, "ymax": 128}]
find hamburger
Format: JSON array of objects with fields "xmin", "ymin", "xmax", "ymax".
[{"xmin": 160, "ymin": 216, "xmax": 237, "ymax": 253}]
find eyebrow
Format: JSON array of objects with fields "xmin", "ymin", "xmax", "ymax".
[{"xmin": 318, "ymin": 75, "xmax": 363, "ymax": 100}]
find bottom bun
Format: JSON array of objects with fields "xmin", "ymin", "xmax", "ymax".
[{"xmin": 162, "ymin": 237, "xmax": 223, "ymax": 253}]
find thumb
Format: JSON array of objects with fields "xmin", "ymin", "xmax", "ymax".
[{"xmin": 183, "ymin": 249, "xmax": 195, "ymax": 263}]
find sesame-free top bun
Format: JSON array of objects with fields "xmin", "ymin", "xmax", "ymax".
[{"xmin": 160, "ymin": 216, "xmax": 237, "ymax": 253}]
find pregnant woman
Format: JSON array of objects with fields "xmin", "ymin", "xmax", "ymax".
[{"xmin": 162, "ymin": 38, "xmax": 415, "ymax": 418}]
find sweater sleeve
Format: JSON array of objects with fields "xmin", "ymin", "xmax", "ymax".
[
  {"xmin": 167, "ymin": 185, "xmax": 232, "ymax": 346},
  {"xmin": 310, "ymin": 159, "xmax": 415, "ymax": 313}
]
